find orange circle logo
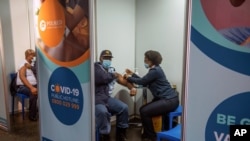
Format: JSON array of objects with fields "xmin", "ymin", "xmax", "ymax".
[{"xmin": 38, "ymin": 0, "xmax": 65, "ymax": 47}]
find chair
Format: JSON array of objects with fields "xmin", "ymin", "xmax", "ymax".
[
  {"xmin": 96, "ymin": 126, "xmax": 99, "ymax": 141},
  {"xmin": 156, "ymin": 105, "xmax": 182, "ymax": 141},
  {"xmin": 10, "ymin": 73, "xmax": 29, "ymax": 120},
  {"xmin": 168, "ymin": 105, "xmax": 182, "ymax": 129},
  {"xmin": 157, "ymin": 124, "xmax": 181, "ymax": 141}
]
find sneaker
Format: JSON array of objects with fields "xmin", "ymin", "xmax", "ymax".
[
  {"xmin": 29, "ymin": 116, "xmax": 38, "ymax": 121},
  {"xmin": 116, "ymin": 127, "xmax": 127, "ymax": 141},
  {"xmin": 100, "ymin": 134, "xmax": 110, "ymax": 141},
  {"xmin": 141, "ymin": 134, "xmax": 156, "ymax": 141}
]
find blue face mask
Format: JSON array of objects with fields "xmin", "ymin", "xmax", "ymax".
[
  {"xmin": 102, "ymin": 60, "xmax": 111, "ymax": 69},
  {"xmin": 144, "ymin": 63, "xmax": 149, "ymax": 69}
]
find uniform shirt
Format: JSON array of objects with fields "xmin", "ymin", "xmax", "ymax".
[
  {"xmin": 127, "ymin": 65, "xmax": 177, "ymax": 100},
  {"xmin": 108, "ymin": 67, "xmax": 116, "ymax": 95},
  {"xmin": 94, "ymin": 62, "xmax": 116, "ymax": 105}
]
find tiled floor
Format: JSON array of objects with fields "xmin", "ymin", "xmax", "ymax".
[
  {"xmin": 0, "ymin": 113, "xmax": 39, "ymax": 141},
  {"xmin": 0, "ymin": 113, "xmax": 143, "ymax": 141}
]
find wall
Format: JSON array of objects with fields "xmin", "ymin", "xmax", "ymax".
[
  {"xmin": 10, "ymin": 0, "xmax": 35, "ymax": 69},
  {"xmin": 96, "ymin": 0, "xmax": 136, "ymax": 97},
  {"xmin": 135, "ymin": 0, "xmax": 186, "ymax": 97},
  {"xmin": 0, "ymin": 0, "xmax": 34, "ymax": 113}
]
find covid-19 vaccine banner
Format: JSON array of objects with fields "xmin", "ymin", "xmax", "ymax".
[
  {"xmin": 33, "ymin": 0, "xmax": 91, "ymax": 140},
  {"xmin": 185, "ymin": 0, "xmax": 250, "ymax": 140}
]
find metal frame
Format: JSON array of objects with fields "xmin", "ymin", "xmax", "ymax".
[
  {"xmin": 0, "ymin": 18, "xmax": 11, "ymax": 131},
  {"xmin": 89, "ymin": 0, "xmax": 97, "ymax": 140}
]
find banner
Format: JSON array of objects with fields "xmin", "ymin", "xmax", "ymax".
[
  {"xmin": 33, "ymin": 0, "xmax": 92, "ymax": 140},
  {"xmin": 184, "ymin": 0, "xmax": 250, "ymax": 140}
]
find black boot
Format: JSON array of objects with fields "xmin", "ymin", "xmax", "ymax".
[
  {"xmin": 116, "ymin": 127, "xmax": 127, "ymax": 141},
  {"xmin": 100, "ymin": 134, "xmax": 110, "ymax": 141}
]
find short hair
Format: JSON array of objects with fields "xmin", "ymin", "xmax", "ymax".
[
  {"xmin": 25, "ymin": 49, "xmax": 35, "ymax": 58},
  {"xmin": 144, "ymin": 50, "xmax": 162, "ymax": 66}
]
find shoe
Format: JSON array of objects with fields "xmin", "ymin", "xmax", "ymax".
[
  {"xmin": 141, "ymin": 134, "xmax": 156, "ymax": 141},
  {"xmin": 29, "ymin": 116, "xmax": 38, "ymax": 121},
  {"xmin": 100, "ymin": 134, "xmax": 110, "ymax": 141},
  {"xmin": 116, "ymin": 127, "xmax": 127, "ymax": 141},
  {"xmin": 141, "ymin": 137, "xmax": 156, "ymax": 141}
]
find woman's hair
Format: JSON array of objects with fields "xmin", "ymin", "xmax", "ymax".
[{"xmin": 144, "ymin": 50, "xmax": 162, "ymax": 66}]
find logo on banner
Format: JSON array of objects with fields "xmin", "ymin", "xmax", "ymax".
[
  {"xmin": 36, "ymin": 0, "xmax": 90, "ymax": 67},
  {"xmin": 38, "ymin": 0, "xmax": 65, "ymax": 47},
  {"xmin": 205, "ymin": 92, "xmax": 250, "ymax": 141},
  {"xmin": 39, "ymin": 20, "xmax": 46, "ymax": 31},
  {"xmin": 48, "ymin": 67, "xmax": 83, "ymax": 125}
]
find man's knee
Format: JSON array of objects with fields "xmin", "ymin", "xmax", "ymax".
[
  {"xmin": 120, "ymin": 103, "xmax": 128, "ymax": 113},
  {"xmin": 96, "ymin": 106, "xmax": 111, "ymax": 118}
]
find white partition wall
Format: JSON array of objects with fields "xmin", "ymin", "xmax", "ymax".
[
  {"xmin": 96, "ymin": 0, "xmax": 136, "ymax": 96},
  {"xmin": 135, "ymin": 0, "xmax": 186, "ymax": 95}
]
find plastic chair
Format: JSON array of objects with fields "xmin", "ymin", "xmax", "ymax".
[
  {"xmin": 168, "ymin": 105, "xmax": 182, "ymax": 129},
  {"xmin": 15, "ymin": 93, "xmax": 29, "ymax": 119},
  {"xmin": 96, "ymin": 127, "xmax": 99, "ymax": 141},
  {"xmin": 157, "ymin": 124, "xmax": 181, "ymax": 141},
  {"xmin": 10, "ymin": 73, "xmax": 29, "ymax": 120}
]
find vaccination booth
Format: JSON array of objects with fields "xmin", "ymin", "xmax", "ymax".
[{"xmin": 0, "ymin": 0, "xmax": 250, "ymax": 140}]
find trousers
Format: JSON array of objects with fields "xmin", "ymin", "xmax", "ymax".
[
  {"xmin": 16, "ymin": 85, "xmax": 38, "ymax": 118},
  {"xmin": 140, "ymin": 96, "xmax": 179, "ymax": 138},
  {"xmin": 95, "ymin": 97, "xmax": 129, "ymax": 134}
]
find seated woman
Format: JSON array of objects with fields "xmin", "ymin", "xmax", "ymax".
[{"xmin": 125, "ymin": 50, "xmax": 179, "ymax": 141}]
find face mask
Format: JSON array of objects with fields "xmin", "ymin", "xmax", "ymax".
[
  {"xmin": 144, "ymin": 63, "xmax": 149, "ymax": 69},
  {"xmin": 31, "ymin": 57, "xmax": 36, "ymax": 66},
  {"xmin": 102, "ymin": 60, "xmax": 111, "ymax": 69}
]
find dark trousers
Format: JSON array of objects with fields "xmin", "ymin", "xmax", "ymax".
[
  {"xmin": 17, "ymin": 85, "xmax": 38, "ymax": 118},
  {"xmin": 95, "ymin": 97, "xmax": 129, "ymax": 135},
  {"xmin": 140, "ymin": 97, "xmax": 179, "ymax": 138}
]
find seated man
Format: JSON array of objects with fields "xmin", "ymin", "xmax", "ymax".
[
  {"xmin": 95, "ymin": 50, "xmax": 136, "ymax": 141},
  {"xmin": 16, "ymin": 49, "xmax": 38, "ymax": 121}
]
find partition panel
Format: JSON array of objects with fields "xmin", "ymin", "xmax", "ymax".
[{"xmin": 184, "ymin": 0, "xmax": 250, "ymax": 140}]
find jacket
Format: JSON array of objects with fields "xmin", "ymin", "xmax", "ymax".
[{"xmin": 94, "ymin": 62, "xmax": 116, "ymax": 105}]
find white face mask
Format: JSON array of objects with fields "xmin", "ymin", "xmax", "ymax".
[
  {"xmin": 31, "ymin": 57, "xmax": 36, "ymax": 66},
  {"xmin": 144, "ymin": 63, "xmax": 149, "ymax": 69}
]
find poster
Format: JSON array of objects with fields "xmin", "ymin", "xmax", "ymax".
[
  {"xmin": 184, "ymin": 0, "xmax": 250, "ymax": 140},
  {"xmin": 33, "ymin": 0, "xmax": 93, "ymax": 140}
]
